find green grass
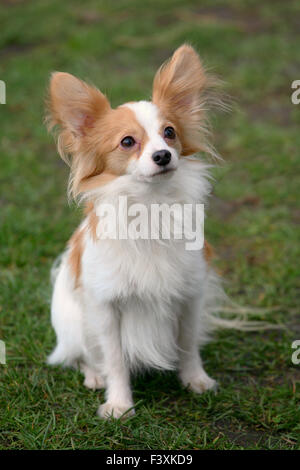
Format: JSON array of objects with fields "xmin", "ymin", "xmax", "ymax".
[{"xmin": 0, "ymin": 0, "xmax": 299, "ymax": 450}]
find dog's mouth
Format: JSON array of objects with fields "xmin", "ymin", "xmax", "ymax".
[
  {"xmin": 151, "ymin": 167, "xmax": 176, "ymax": 177},
  {"xmin": 136, "ymin": 167, "xmax": 177, "ymax": 183}
]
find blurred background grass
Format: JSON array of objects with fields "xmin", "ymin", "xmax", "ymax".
[{"xmin": 0, "ymin": 0, "xmax": 299, "ymax": 450}]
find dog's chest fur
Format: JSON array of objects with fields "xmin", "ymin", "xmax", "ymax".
[
  {"xmin": 79, "ymin": 160, "xmax": 211, "ymax": 369},
  {"xmin": 81, "ymin": 161, "xmax": 210, "ymax": 300}
]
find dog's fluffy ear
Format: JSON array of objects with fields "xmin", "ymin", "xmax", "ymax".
[
  {"xmin": 152, "ymin": 44, "xmax": 210, "ymax": 156},
  {"xmin": 46, "ymin": 73, "xmax": 111, "ymax": 199},
  {"xmin": 47, "ymin": 72, "xmax": 110, "ymax": 137}
]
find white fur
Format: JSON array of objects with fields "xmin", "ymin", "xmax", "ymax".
[
  {"xmin": 48, "ymin": 104, "xmax": 221, "ymax": 420},
  {"xmin": 48, "ymin": 161, "xmax": 220, "ymax": 418}
]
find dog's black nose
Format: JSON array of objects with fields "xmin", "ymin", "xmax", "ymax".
[{"xmin": 152, "ymin": 150, "xmax": 171, "ymax": 166}]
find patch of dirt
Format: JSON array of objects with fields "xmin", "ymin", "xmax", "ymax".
[
  {"xmin": 0, "ymin": 0, "xmax": 27, "ymax": 5},
  {"xmin": 155, "ymin": 14, "xmax": 177, "ymax": 27},
  {"xmin": 182, "ymin": 5, "xmax": 270, "ymax": 34},
  {"xmin": 216, "ymin": 366, "xmax": 300, "ymax": 391},
  {"xmin": 262, "ymin": 369, "xmax": 300, "ymax": 387},
  {"xmin": 76, "ymin": 10, "xmax": 104, "ymax": 25},
  {"xmin": 0, "ymin": 39, "xmax": 48, "ymax": 59},
  {"xmin": 178, "ymin": 3, "xmax": 300, "ymax": 36},
  {"xmin": 291, "ymin": 209, "xmax": 300, "ymax": 225},
  {"xmin": 216, "ymin": 419, "xmax": 295, "ymax": 448},
  {"xmin": 247, "ymin": 103, "xmax": 293, "ymax": 127},
  {"xmin": 215, "ymin": 420, "xmax": 266, "ymax": 447},
  {"xmin": 0, "ymin": 197, "xmax": 8, "ymax": 207},
  {"xmin": 0, "ymin": 43, "xmax": 35, "ymax": 58},
  {"xmin": 210, "ymin": 195, "xmax": 260, "ymax": 221}
]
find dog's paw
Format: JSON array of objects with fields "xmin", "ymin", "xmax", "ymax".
[
  {"xmin": 97, "ymin": 402, "xmax": 135, "ymax": 420},
  {"xmin": 83, "ymin": 373, "xmax": 104, "ymax": 390},
  {"xmin": 81, "ymin": 365, "xmax": 105, "ymax": 390},
  {"xmin": 180, "ymin": 372, "xmax": 217, "ymax": 394}
]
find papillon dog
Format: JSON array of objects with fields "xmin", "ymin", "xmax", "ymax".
[{"xmin": 46, "ymin": 44, "xmax": 229, "ymax": 419}]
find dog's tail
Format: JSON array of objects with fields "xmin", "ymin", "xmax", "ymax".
[{"xmin": 202, "ymin": 270, "xmax": 283, "ymax": 335}]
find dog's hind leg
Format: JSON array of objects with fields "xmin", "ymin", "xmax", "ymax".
[
  {"xmin": 47, "ymin": 261, "xmax": 85, "ymax": 368},
  {"xmin": 177, "ymin": 296, "xmax": 217, "ymax": 394}
]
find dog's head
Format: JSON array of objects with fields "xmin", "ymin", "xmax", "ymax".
[{"xmin": 47, "ymin": 44, "xmax": 214, "ymax": 198}]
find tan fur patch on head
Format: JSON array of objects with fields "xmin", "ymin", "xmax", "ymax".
[
  {"xmin": 94, "ymin": 106, "xmax": 149, "ymax": 170},
  {"xmin": 74, "ymin": 106, "xmax": 149, "ymax": 194},
  {"xmin": 47, "ymin": 74, "xmax": 150, "ymax": 198},
  {"xmin": 68, "ymin": 227, "xmax": 85, "ymax": 287}
]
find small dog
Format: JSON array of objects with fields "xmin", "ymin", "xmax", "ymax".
[{"xmin": 47, "ymin": 44, "xmax": 228, "ymax": 419}]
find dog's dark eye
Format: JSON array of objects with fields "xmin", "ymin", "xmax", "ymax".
[
  {"xmin": 164, "ymin": 126, "xmax": 176, "ymax": 140},
  {"xmin": 121, "ymin": 136, "xmax": 135, "ymax": 148}
]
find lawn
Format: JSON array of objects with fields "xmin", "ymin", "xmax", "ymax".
[{"xmin": 0, "ymin": 0, "xmax": 299, "ymax": 450}]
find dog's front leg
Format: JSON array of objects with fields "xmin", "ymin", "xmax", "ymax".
[
  {"xmin": 85, "ymin": 299, "xmax": 134, "ymax": 419},
  {"xmin": 178, "ymin": 299, "xmax": 217, "ymax": 394}
]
